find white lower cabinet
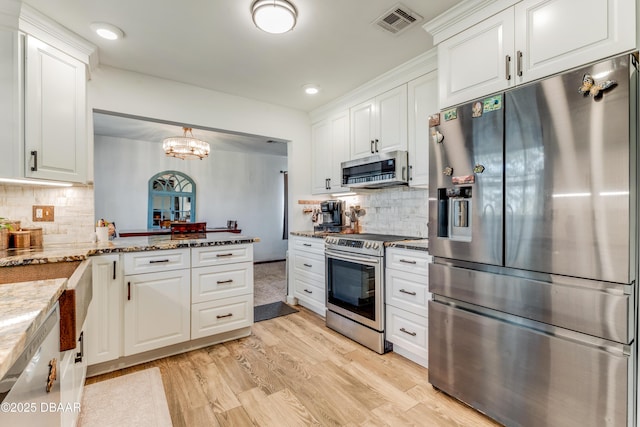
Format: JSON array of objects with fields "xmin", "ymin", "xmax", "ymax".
[
  {"xmin": 289, "ymin": 235, "xmax": 326, "ymax": 316},
  {"xmin": 86, "ymin": 254, "xmax": 122, "ymax": 365},
  {"xmin": 123, "ymin": 268, "xmax": 191, "ymax": 356},
  {"xmin": 87, "ymin": 245, "xmax": 254, "ymax": 371},
  {"xmin": 191, "ymin": 245, "xmax": 254, "ymax": 339},
  {"xmin": 192, "ymin": 295, "xmax": 253, "ymax": 339},
  {"xmin": 385, "ymin": 247, "xmax": 432, "ymax": 367}
]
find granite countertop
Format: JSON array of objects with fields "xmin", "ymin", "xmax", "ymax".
[
  {"xmin": 0, "ymin": 232, "xmax": 260, "ymax": 267},
  {"xmin": 0, "ymin": 277, "xmax": 67, "ymax": 381},
  {"xmin": 289, "ymin": 231, "xmax": 335, "ymax": 239}
]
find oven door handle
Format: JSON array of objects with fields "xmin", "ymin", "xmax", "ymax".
[{"xmin": 326, "ymin": 250, "xmax": 380, "ymax": 265}]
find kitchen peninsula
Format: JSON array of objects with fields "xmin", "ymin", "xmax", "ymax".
[{"xmin": 0, "ymin": 231, "xmax": 259, "ymax": 382}]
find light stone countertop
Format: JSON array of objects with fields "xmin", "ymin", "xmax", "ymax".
[
  {"xmin": 0, "ymin": 232, "xmax": 259, "ymax": 380},
  {"xmin": 0, "ymin": 278, "xmax": 67, "ymax": 381},
  {"xmin": 385, "ymin": 239, "xmax": 429, "ymax": 252}
]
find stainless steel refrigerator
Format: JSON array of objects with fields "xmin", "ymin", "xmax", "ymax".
[{"xmin": 428, "ymin": 53, "xmax": 638, "ymax": 427}]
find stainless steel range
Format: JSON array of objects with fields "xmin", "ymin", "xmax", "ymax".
[{"xmin": 325, "ymin": 233, "xmax": 414, "ymax": 353}]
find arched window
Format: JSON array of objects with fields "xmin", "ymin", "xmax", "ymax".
[{"xmin": 148, "ymin": 171, "xmax": 196, "ymax": 228}]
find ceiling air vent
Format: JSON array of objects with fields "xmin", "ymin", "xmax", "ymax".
[{"xmin": 373, "ymin": 3, "xmax": 423, "ymax": 35}]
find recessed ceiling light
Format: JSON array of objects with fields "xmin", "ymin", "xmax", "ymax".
[
  {"xmin": 303, "ymin": 84, "xmax": 320, "ymax": 95},
  {"xmin": 90, "ymin": 22, "xmax": 124, "ymax": 40}
]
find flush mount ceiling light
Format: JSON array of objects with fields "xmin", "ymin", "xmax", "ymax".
[
  {"xmin": 303, "ymin": 84, "xmax": 320, "ymax": 95},
  {"xmin": 90, "ymin": 22, "xmax": 124, "ymax": 40},
  {"xmin": 163, "ymin": 127, "xmax": 210, "ymax": 160},
  {"xmin": 251, "ymin": 0, "xmax": 297, "ymax": 34}
]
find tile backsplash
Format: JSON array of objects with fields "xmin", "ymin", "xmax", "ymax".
[
  {"xmin": 0, "ymin": 184, "xmax": 95, "ymax": 244},
  {"xmin": 337, "ymin": 186, "xmax": 428, "ymax": 238}
]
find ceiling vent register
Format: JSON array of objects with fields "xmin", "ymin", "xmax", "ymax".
[{"xmin": 373, "ymin": 3, "xmax": 423, "ymax": 35}]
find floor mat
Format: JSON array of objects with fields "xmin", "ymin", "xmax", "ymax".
[
  {"xmin": 79, "ymin": 367, "xmax": 172, "ymax": 427},
  {"xmin": 254, "ymin": 301, "xmax": 299, "ymax": 322}
]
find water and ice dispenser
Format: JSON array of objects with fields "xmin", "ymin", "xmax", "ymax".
[{"xmin": 437, "ymin": 186, "xmax": 472, "ymax": 242}]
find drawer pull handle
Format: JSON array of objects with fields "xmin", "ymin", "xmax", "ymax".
[
  {"xmin": 149, "ymin": 259, "xmax": 170, "ymax": 264},
  {"xmin": 303, "ymin": 243, "xmax": 312, "ymax": 247},
  {"xmin": 304, "ymin": 289, "xmax": 313, "ymax": 294},
  {"xmin": 399, "ymin": 289, "xmax": 417, "ymax": 296},
  {"xmin": 217, "ymin": 279, "xmax": 234, "ymax": 284},
  {"xmin": 303, "ymin": 263, "xmax": 312, "ymax": 268},
  {"xmin": 399, "ymin": 259, "xmax": 417, "ymax": 264},
  {"xmin": 400, "ymin": 328, "xmax": 417, "ymax": 337},
  {"xmin": 216, "ymin": 253, "xmax": 234, "ymax": 257},
  {"xmin": 217, "ymin": 313, "xmax": 233, "ymax": 319}
]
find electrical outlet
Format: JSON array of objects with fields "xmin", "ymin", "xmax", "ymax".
[{"xmin": 33, "ymin": 205, "xmax": 55, "ymax": 222}]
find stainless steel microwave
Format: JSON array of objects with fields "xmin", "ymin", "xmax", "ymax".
[{"xmin": 341, "ymin": 150, "xmax": 409, "ymax": 189}]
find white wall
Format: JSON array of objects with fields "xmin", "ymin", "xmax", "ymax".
[
  {"xmin": 94, "ymin": 135, "xmax": 287, "ymax": 261},
  {"xmin": 88, "ymin": 65, "xmax": 315, "ymax": 239}
]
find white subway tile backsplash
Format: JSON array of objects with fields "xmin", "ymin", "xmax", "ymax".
[
  {"xmin": 0, "ymin": 184, "xmax": 95, "ymax": 244},
  {"xmin": 336, "ymin": 186, "xmax": 428, "ymax": 238}
]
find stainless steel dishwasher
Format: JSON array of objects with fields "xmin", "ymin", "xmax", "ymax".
[{"xmin": 0, "ymin": 303, "xmax": 61, "ymax": 425}]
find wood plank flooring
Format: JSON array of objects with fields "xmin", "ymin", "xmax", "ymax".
[{"xmin": 86, "ymin": 307, "xmax": 501, "ymax": 426}]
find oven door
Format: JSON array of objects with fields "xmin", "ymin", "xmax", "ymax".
[{"xmin": 325, "ymin": 248, "xmax": 383, "ymax": 331}]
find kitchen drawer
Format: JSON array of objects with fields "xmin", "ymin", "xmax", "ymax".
[
  {"xmin": 123, "ymin": 249, "xmax": 190, "ymax": 275},
  {"xmin": 191, "ymin": 294, "xmax": 253, "ymax": 339},
  {"xmin": 386, "ymin": 305, "xmax": 428, "ymax": 367},
  {"xmin": 386, "ymin": 248, "xmax": 431, "ymax": 276},
  {"xmin": 293, "ymin": 273, "xmax": 325, "ymax": 305},
  {"xmin": 191, "ymin": 244, "xmax": 253, "ymax": 267},
  {"xmin": 385, "ymin": 269, "xmax": 430, "ymax": 317},
  {"xmin": 292, "ymin": 236, "xmax": 325, "ymax": 255},
  {"xmin": 292, "ymin": 251, "xmax": 325, "ymax": 278},
  {"xmin": 192, "ymin": 261, "xmax": 253, "ymax": 303}
]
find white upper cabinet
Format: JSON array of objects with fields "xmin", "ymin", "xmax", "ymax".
[
  {"xmin": 0, "ymin": 29, "xmax": 22, "ymax": 180},
  {"xmin": 350, "ymin": 85, "xmax": 407, "ymax": 159},
  {"xmin": 24, "ymin": 35, "xmax": 87, "ymax": 183},
  {"xmin": 311, "ymin": 110, "xmax": 350, "ymax": 194},
  {"xmin": 438, "ymin": 9, "xmax": 515, "ymax": 109},
  {"xmin": 513, "ymin": 0, "xmax": 635, "ymax": 83},
  {"xmin": 407, "ymin": 71, "xmax": 438, "ymax": 187},
  {"xmin": 436, "ymin": 0, "xmax": 635, "ymax": 109}
]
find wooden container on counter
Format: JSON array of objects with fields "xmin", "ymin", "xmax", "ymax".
[
  {"xmin": 10, "ymin": 230, "xmax": 31, "ymax": 248},
  {"xmin": 22, "ymin": 227, "xmax": 43, "ymax": 248},
  {"xmin": 0, "ymin": 228, "xmax": 8, "ymax": 250}
]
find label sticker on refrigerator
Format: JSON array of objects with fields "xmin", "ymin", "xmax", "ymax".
[
  {"xmin": 471, "ymin": 101, "xmax": 483, "ymax": 118},
  {"xmin": 443, "ymin": 108, "xmax": 457, "ymax": 121},
  {"xmin": 452, "ymin": 175, "xmax": 475, "ymax": 185},
  {"xmin": 483, "ymin": 95, "xmax": 502, "ymax": 112}
]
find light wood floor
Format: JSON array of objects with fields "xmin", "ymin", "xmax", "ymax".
[{"xmin": 86, "ymin": 307, "xmax": 501, "ymax": 427}]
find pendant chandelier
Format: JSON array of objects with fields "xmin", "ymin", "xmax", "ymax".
[{"xmin": 162, "ymin": 127, "xmax": 210, "ymax": 160}]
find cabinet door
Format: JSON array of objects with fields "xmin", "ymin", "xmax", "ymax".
[
  {"xmin": 24, "ymin": 35, "xmax": 87, "ymax": 183},
  {"xmin": 328, "ymin": 110, "xmax": 350, "ymax": 192},
  {"xmin": 124, "ymin": 269, "xmax": 190, "ymax": 356},
  {"xmin": 407, "ymin": 72, "xmax": 438, "ymax": 187},
  {"xmin": 514, "ymin": 0, "xmax": 635, "ymax": 84},
  {"xmin": 86, "ymin": 255, "xmax": 122, "ymax": 365},
  {"xmin": 0, "ymin": 29, "xmax": 22, "ymax": 179},
  {"xmin": 350, "ymin": 98, "xmax": 376, "ymax": 159},
  {"xmin": 376, "ymin": 85, "xmax": 407, "ymax": 154},
  {"xmin": 438, "ymin": 8, "xmax": 515, "ymax": 108},
  {"xmin": 311, "ymin": 119, "xmax": 331, "ymax": 194}
]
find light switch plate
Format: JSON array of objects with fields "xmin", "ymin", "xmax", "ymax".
[{"xmin": 33, "ymin": 205, "xmax": 54, "ymax": 222}]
